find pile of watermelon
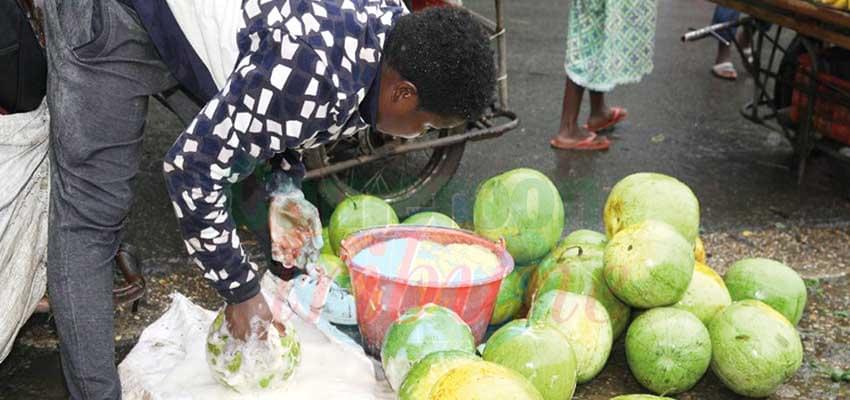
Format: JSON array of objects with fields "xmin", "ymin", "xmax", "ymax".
[{"xmin": 320, "ymin": 169, "xmax": 808, "ymax": 399}]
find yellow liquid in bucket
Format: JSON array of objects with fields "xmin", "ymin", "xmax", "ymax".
[{"xmin": 352, "ymin": 238, "xmax": 500, "ymax": 285}]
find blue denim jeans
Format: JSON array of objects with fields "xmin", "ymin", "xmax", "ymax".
[
  {"xmin": 43, "ymin": 0, "xmax": 174, "ymax": 398},
  {"xmin": 711, "ymin": 6, "xmax": 740, "ymax": 43}
]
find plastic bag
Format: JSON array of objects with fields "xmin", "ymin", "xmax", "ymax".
[
  {"xmin": 119, "ymin": 274, "xmax": 395, "ymax": 399},
  {"xmin": 0, "ymin": 100, "xmax": 50, "ymax": 363}
]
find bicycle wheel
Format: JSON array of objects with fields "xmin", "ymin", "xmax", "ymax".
[{"xmin": 304, "ymin": 126, "xmax": 466, "ymax": 217}]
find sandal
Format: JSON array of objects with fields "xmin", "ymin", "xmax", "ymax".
[
  {"xmin": 35, "ymin": 243, "xmax": 147, "ymax": 314},
  {"xmin": 550, "ymin": 133, "xmax": 611, "ymax": 151},
  {"xmin": 712, "ymin": 61, "xmax": 738, "ymax": 81},
  {"xmin": 584, "ymin": 107, "xmax": 628, "ymax": 132}
]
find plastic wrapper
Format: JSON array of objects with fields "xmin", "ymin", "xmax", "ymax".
[{"xmin": 119, "ymin": 274, "xmax": 395, "ymax": 399}]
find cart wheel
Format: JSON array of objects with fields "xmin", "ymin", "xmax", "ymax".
[{"xmin": 304, "ymin": 126, "xmax": 466, "ymax": 217}]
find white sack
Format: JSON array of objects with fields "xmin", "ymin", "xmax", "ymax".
[
  {"xmin": 0, "ymin": 102, "xmax": 50, "ymax": 363},
  {"xmin": 119, "ymin": 274, "xmax": 395, "ymax": 399}
]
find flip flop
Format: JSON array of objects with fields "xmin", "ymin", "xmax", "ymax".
[
  {"xmin": 550, "ymin": 132, "xmax": 611, "ymax": 151},
  {"xmin": 584, "ymin": 107, "xmax": 628, "ymax": 132},
  {"xmin": 712, "ymin": 61, "xmax": 738, "ymax": 81}
]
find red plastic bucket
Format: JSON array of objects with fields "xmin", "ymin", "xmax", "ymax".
[{"xmin": 339, "ymin": 226, "xmax": 514, "ymax": 356}]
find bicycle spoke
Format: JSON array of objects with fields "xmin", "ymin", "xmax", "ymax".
[
  {"xmin": 344, "ymin": 159, "xmax": 358, "ymax": 187},
  {"xmin": 321, "ymin": 126, "xmax": 458, "ymax": 202},
  {"xmin": 360, "ymin": 168, "xmax": 384, "ymax": 193}
]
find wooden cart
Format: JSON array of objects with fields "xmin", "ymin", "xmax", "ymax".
[{"xmin": 684, "ymin": 0, "xmax": 850, "ymax": 184}]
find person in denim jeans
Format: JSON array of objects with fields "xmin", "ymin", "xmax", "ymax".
[
  {"xmin": 710, "ymin": 6, "xmax": 764, "ymax": 80},
  {"xmin": 41, "ymin": 0, "xmax": 496, "ymax": 398}
]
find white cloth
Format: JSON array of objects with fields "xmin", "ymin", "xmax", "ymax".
[
  {"xmin": 0, "ymin": 102, "xmax": 50, "ymax": 363},
  {"xmin": 119, "ymin": 274, "xmax": 395, "ymax": 399},
  {"xmin": 165, "ymin": 0, "xmax": 242, "ymax": 90}
]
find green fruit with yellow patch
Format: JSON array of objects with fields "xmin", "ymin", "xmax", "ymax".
[
  {"xmin": 604, "ymin": 173, "xmax": 700, "ymax": 243},
  {"xmin": 672, "ymin": 261, "xmax": 731, "ymax": 325},
  {"xmin": 603, "ymin": 220, "xmax": 694, "ymax": 308},
  {"xmin": 429, "ymin": 360, "xmax": 544, "ymax": 399},
  {"xmin": 526, "ymin": 244, "xmax": 630, "ymax": 339},
  {"xmin": 724, "ymin": 258, "xmax": 807, "ymax": 325},
  {"xmin": 708, "ymin": 300, "xmax": 803, "ymax": 397},
  {"xmin": 528, "ymin": 290, "xmax": 613, "ymax": 383},
  {"xmin": 399, "ymin": 351, "xmax": 481, "ymax": 400}
]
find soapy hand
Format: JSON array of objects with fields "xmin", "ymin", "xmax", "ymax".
[
  {"xmin": 224, "ymin": 292, "xmax": 284, "ymax": 341},
  {"xmin": 268, "ymin": 189, "xmax": 323, "ymax": 275}
]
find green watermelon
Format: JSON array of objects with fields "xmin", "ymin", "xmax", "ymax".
[
  {"xmin": 544, "ymin": 230, "xmax": 607, "ymax": 263},
  {"xmin": 402, "ymin": 211, "xmax": 460, "ymax": 229},
  {"xmin": 381, "ymin": 304, "xmax": 476, "ymax": 391},
  {"xmin": 603, "ymin": 173, "xmax": 700, "ymax": 242},
  {"xmin": 610, "ymin": 395, "xmax": 675, "ymax": 400},
  {"xmin": 561, "ymin": 229, "xmax": 608, "ymax": 249},
  {"xmin": 205, "ymin": 309, "xmax": 301, "ymax": 392},
  {"xmin": 483, "ymin": 319, "xmax": 578, "ymax": 400},
  {"xmin": 399, "ymin": 351, "xmax": 481, "ymax": 400},
  {"xmin": 625, "ymin": 308, "xmax": 712, "ymax": 395},
  {"xmin": 526, "ymin": 245, "xmax": 630, "ymax": 339},
  {"xmin": 709, "ymin": 300, "xmax": 803, "ymax": 397},
  {"xmin": 672, "ymin": 261, "xmax": 731, "ymax": 325},
  {"xmin": 329, "ymin": 195, "xmax": 398, "ymax": 254},
  {"xmin": 320, "ymin": 227, "xmax": 334, "ymax": 255},
  {"xmin": 315, "ymin": 253, "xmax": 351, "ymax": 290},
  {"xmin": 603, "ymin": 220, "xmax": 694, "ymax": 308},
  {"xmin": 528, "ymin": 291, "xmax": 613, "ymax": 383},
  {"xmin": 429, "ymin": 360, "xmax": 544, "ymax": 400},
  {"xmin": 491, "ymin": 265, "xmax": 533, "ymax": 325},
  {"xmin": 724, "ymin": 258, "xmax": 807, "ymax": 325},
  {"xmin": 474, "ymin": 168, "xmax": 565, "ymax": 264}
]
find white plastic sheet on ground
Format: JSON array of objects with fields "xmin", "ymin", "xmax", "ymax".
[
  {"xmin": 0, "ymin": 102, "xmax": 50, "ymax": 363},
  {"xmin": 119, "ymin": 274, "xmax": 395, "ymax": 399}
]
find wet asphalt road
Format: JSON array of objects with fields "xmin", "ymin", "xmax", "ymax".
[
  {"xmin": 443, "ymin": 0, "xmax": 850, "ymax": 232},
  {"xmin": 3, "ymin": 0, "xmax": 850, "ymax": 399}
]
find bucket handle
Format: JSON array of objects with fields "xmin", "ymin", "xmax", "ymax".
[{"xmin": 339, "ymin": 244, "xmax": 350, "ymax": 264}]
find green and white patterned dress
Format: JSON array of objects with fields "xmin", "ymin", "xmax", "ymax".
[{"xmin": 565, "ymin": 0, "xmax": 657, "ymax": 92}]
